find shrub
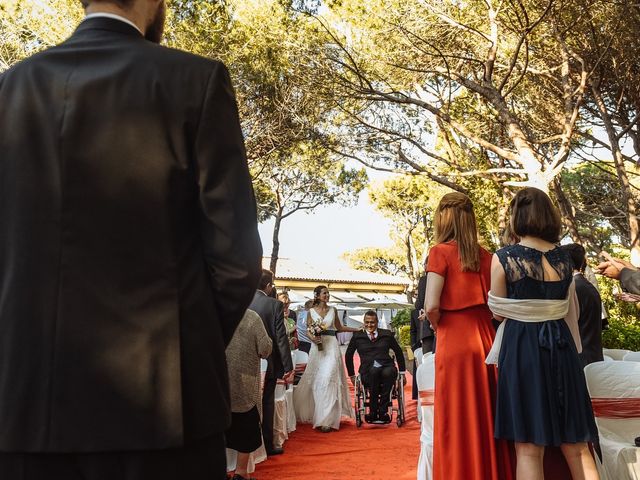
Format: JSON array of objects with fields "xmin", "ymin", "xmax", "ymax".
[
  {"xmin": 598, "ymin": 274, "xmax": 640, "ymax": 351},
  {"xmin": 397, "ymin": 324, "xmax": 411, "ymax": 347},
  {"xmin": 390, "ymin": 308, "xmax": 412, "ymax": 329}
]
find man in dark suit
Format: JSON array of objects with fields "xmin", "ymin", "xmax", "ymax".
[
  {"xmin": 414, "ymin": 258, "xmax": 436, "ymax": 354},
  {"xmin": 410, "ymin": 259, "xmax": 435, "ymax": 399},
  {"xmin": 562, "ymin": 244, "xmax": 603, "ymax": 366},
  {"xmin": 0, "ymin": 1, "xmax": 262, "ymax": 478},
  {"xmin": 249, "ymin": 270, "xmax": 293, "ymax": 456},
  {"xmin": 345, "ymin": 310, "xmax": 406, "ymax": 423}
]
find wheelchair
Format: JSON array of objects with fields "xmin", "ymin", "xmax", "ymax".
[{"xmin": 354, "ymin": 371, "xmax": 405, "ymax": 427}]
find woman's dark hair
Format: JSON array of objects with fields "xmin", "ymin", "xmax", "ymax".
[
  {"xmin": 510, "ymin": 187, "xmax": 562, "ymax": 243},
  {"xmin": 312, "ymin": 285, "xmax": 328, "ymax": 306}
]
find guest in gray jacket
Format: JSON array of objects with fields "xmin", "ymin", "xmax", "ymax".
[{"xmin": 226, "ymin": 309, "xmax": 272, "ymax": 480}]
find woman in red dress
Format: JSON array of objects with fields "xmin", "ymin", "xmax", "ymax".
[{"xmin": 425, "ymin": 192, "xmax": 513, "ymax": 480}]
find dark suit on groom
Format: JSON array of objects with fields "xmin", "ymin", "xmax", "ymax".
[
  {"xmin": 345, "ymin": 329, "xmax": 406, "ymax": 417},
  {"xmin": 0, "ymin": 15, "xmax": 261, "ymax": 479}
]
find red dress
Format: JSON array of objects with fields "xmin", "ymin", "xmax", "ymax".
[{"xmin": 427, "ymin": 241, "xmax": 514, "ymax": 480}]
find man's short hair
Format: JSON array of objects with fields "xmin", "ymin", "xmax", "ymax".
[
  {"xmin": 364, "ymin": 310, "xmax": 378, "ymax": 321},
  {"xmin": 80, "ymin": 0, "xmax": 135, "ymax": 9},
  {"xmin": 258, "ymin": 269, "xmax": 274, "ymax": 290},
  {"xmin": 561, "ymin": 243, "xmax": 587, "ymax": 272}
]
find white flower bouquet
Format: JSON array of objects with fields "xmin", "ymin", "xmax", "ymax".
[{"xmin": 308, "ymin": 317, "xmax": 327, "ymax": 351}]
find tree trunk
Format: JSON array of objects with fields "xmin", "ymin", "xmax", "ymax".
[
  {"xmin": 551, "ymin": 178, "xmax": 583, "ymax": 243},
  {"xmin": 592, "ymin": 83, "xmax": 640, "ymax": 264},
  {"xmin": 405, "ymin": 230, "xmax": 420, "ymax": 299},
  {"xmin": 269, "ymin": 209, "xmax": 284, "ymax": 275}
]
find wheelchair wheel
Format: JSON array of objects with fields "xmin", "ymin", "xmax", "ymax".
[
  {"xmin": 396, "ymin": 377, "xmax": 405, "ymax": 427},
  {"xmin": 354, "ymin": 377, "xmax": 363, "ymax": 428}
]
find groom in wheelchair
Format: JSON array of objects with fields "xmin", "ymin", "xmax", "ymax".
[{"xmin": 346, "ymin": 310, "xmax": 406, "ymax": 424}]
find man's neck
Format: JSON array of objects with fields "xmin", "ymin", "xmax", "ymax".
[{"xmin": 85, "ymin": 3, "xmax": 146, "ymax": 34}]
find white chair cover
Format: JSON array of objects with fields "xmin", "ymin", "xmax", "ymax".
[
  {"xmin": 273, "ymin": 380, "xmax": 289, "ymax": 448},
  {"xmin": 285, "ymin": 383, "xmax": 296, "ymax": 433},
  {"xmin": 414, "ymin": 348, "xmax": 424, "ymax": 422},
  {"xmin": 584, "ymin": 361, "xmax": 640, "ymax": 480},
  {"xmin": 623, "ymin": 351, "xmax": 640, "ymax": 362},
  {"xmin": 226, "ymin": 444, "xmax": 267, "ymax": 476},
  {"xmin": 414, "ymin": 348, "xmax": 424, "ymax": 367},
  {"xmin": 603, "ymin": 348, "xmax": 632, "ymax": 361},
  {"xmin": 416, "ymin": 354, "xmax": 435, "ymax": 480},
  {"xmin": 603, "ymin": 355, "xmax": 614, "ymax": 362}
]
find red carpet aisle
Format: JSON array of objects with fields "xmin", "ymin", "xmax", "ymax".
[{"xmin": 258, "ymin": 369, "xmax": 420, "ymax": 480}]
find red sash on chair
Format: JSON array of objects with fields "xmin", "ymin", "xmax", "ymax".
[
  {"xmin": 419, "ymin": 389, "xmax": 435, "ymax": 406},
  {"xmin": 591, "ymin": 397, "xmax": 640, "ymax": 418}
]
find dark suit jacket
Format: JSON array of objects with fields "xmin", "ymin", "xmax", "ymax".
[
  {"xmin": 620, "ymin": 268, "xmax": 640, "ymax": 295},
  {"xmin": 249, "ymin": 291, "xmax": 293, "ymax": 378},
  {"xmin": 345, "ymin": 329, "xmax": 406, "ymax": 377},
  {"xmin": 412, "ymin": 275, "xmax": 434, "ymax": 344},
  {"xmin": 574, "ymin": 274, "xmax": 604, "ymax": 366},
  {"xmin": 0, "ymin": 18, "xmax": 262, "ymax": 452}
]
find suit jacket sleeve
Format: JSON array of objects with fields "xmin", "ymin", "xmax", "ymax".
[
  {"xmin": 195, "ymin": 62, "xmax": 262, "ymax": 345},
  {"xmin": 390, "ymin": 335, "xmax": 406, "ymax": 371},
  {"xmin": 415, "ymin": 275, "xmax": 427, "ymax": 310},
  {"xmin": 274, "ymin": 301, "xmax": 293, "ymax": 372},
  {"xmin": 345, "ymin": 335, "xmax": 357, "ymax": 377},
  {"xmin": 620, "ymin": 268, "xmax": 640, "ymax": 295},
  {"xmin": 410, "ymin": 311, "xmax": 419, "ymax": 350}
]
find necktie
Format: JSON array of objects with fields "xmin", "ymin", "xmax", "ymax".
[{"xmin": 370, "ymin": 332, "xmax": 376, "ymax": 342}]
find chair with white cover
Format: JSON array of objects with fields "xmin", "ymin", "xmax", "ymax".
[
  {"xmin": 414, "ymin": 348, "xmax": 425, "ymax": 422},
  {"xmin": 623, "ymin": 351, "xmax": 640, "ymax": 362},
  {"xmin": 603, "ymin": 355, "xmax": 614, "ymax": 362},
  {"xmin": 414, "ymin": 348, "xmax": 424, "ymax": 367},
  {"xmin": 293, "ymin": 350, "xmax": 309, "ymax": 385},
  {"xmin": 273, "ymin": 379, "xmax": 289, "ymax": 448},
  {"xmin": 603, "ymin": 348, "xmax": 631, "ymax": 361},
  {"xmin": 584, "ymin": 361, "xmax": 640, "ymax": 480},
  {"xmin": 416, "ymin": 353, "xmax": 435, "ymax": 480}
]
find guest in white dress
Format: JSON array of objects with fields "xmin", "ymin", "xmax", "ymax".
[{"xmin": 293, "ymin": 285, "xmax": 360, "ymax": 432}]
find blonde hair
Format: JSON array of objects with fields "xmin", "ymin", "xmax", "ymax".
[{"xmin": 434, "ymin": 192, "xmax": 480, "ymax": 272}]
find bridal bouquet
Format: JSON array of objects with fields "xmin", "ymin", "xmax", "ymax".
[{"xmin": 308, "ymin": 318, "xmax": 327, "ymax": 351}]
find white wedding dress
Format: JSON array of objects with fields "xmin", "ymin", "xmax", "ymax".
[{"xmin": 293, "ymin": 308, "xmax": 353, "ymax": 429}]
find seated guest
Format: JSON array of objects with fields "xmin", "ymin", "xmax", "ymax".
[
  {"xmin": 345, "ymin": 310, "xmax": 406, "ymax": 423},
  {"xmin": 278, "ymin": 292, "xmax": 299, "ymax": 351},
  {"xmin": 561, "ymin": 244, "xmax": 604, "ymax": 366},
  {"xmin": 226, "ymin": 309, "xmax": 272, "ymax": 480}
]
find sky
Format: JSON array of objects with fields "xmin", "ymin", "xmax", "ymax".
[{"xmin": 258, "ymin": 180, "xmax": 395, "ymax": 268}]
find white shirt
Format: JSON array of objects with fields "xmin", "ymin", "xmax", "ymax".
[{"xmin": 84, "ymin": 12, "xmax": 143, "ymax": 35}]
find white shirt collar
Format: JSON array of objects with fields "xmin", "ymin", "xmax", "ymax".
[
  {"xmin": 367, "ymin": 329, "xmax": 378, "ymax": 338},
  {"xmin": 84, "ymin": 13, "xmax": 143, "ymax": 35}
]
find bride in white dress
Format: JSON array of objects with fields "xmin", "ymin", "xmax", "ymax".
[{"xmin": 294, "ymin": 285, "xmax": 360, "ymax": 432}]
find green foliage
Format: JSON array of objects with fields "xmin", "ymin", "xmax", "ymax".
[
  {"xmin": 560, "ymin": 163, "xmax": 627, "ymax": 250},
  {"xmin": 343, "ymin": 246, "xmax": 407, "ymax": 276},
  {"xmin": 390, "ymin": 308, "xmax": 412, "ymax": 329},
  {"xmin": 597, "ymin": 271, "xmax": 640, "ymax": 351},
  {"xmin": 397, "ymin": 324, "xmax": 411, "ymax": 348}
]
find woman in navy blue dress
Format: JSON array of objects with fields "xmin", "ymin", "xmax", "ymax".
[{"xmin": 490, "ymin": 187, "xmax": 598, "ymax": 480}]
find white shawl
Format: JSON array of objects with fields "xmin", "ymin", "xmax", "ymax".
[{"xmin": 486, "ymin": 280, "xmax": 581, "ymax": 365}]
